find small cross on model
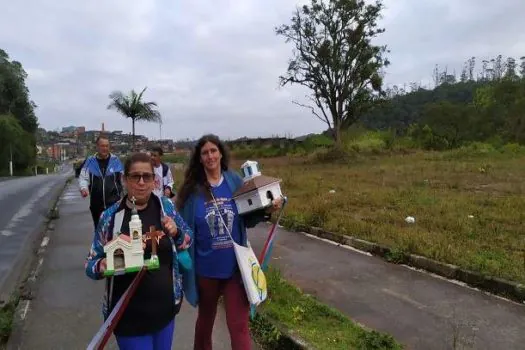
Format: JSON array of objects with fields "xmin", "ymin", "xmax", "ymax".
[{"xmin": 145, "ymin": 225, "xmax": 164, "ymax": 258}]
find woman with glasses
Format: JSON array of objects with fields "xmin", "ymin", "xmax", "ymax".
[{"xmin": 85, "ymin": 152, "xmax": 193, "ymax": 350}]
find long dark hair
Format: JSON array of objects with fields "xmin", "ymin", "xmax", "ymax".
[{"xmin": 176, "ymin": 134, "xmax": 230, "ymax": 210}]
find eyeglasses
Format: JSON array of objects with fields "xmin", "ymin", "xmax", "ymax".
[{"xmin": 127, "ymin": 173, "xmax": 155, "ymax": 183}]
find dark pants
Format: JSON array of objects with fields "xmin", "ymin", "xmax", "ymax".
[
  {"xmin": 90, "ymin": 206, "xmax": 104, "ymax": 230},
  {"xmin": 194, "ymin": 273, "xmax": 250, "ymax": 350}
]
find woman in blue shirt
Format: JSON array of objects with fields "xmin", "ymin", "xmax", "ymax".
[{"xmin": 176, "ymin": 134, "xmax": 282, "ymax": 350}]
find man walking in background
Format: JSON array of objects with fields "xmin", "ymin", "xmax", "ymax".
[
  {"xmin": 79, "ymin": 135, "xmax": 124, "ymax": 229},
  {"xmin": 150, "ymin": 146, "xmax": 175, "ymax": 199}
]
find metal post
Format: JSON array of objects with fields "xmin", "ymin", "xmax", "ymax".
[{"xmin": 9, "ymin": 143, "xmax": 13, "ymax": 176}]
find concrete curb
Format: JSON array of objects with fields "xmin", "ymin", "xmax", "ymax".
[
  {"xmin": 5, "ymin": 177, "xmax": 71, "ymax": 350},
  {"xmin": 280, "ymin": 221, "xmax": 525, "ymax": 305},
  {"xmin": 251, "ymin": 311, "xmax": 313, "ymax": 350}
]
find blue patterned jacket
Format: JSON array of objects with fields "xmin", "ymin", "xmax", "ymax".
[{"xmin": 84, "ymin": 194, "xmax": 193, "ymax": 319}]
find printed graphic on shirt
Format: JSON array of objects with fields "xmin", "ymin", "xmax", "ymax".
[{"xmin": 204, "ymin": 197, "xmax": 235, "ymax": 250}]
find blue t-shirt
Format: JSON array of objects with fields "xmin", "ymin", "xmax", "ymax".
[{"xmin": 194, "ymin": 177, "xmax": 241, "ymax": 279}]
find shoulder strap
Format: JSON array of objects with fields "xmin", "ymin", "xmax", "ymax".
[{"xmin": 162, "ymin": 162, "xmax": 169, "ymax": 177}]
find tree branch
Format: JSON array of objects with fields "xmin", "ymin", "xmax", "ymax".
[{"xmin": 292, "ymin": 99, "xmax": 332, "ymax": 128}]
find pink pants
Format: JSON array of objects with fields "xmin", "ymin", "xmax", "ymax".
[{"xmin": 194, "ymin": 273, "xmax": 250, "ymax": 350}]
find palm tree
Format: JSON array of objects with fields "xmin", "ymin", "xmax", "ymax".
[{"xmin": 107, "ymin": 87, "xmax": 161, "ymax": 151}]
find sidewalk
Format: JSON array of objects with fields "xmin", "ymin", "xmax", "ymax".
[
  {"xmin": 9, "ymin": 181, "xmax": 259, "ymax": 350},
  {"xmin": 248, "ymin": 224, "xmax": 525, "ymax": 350}
]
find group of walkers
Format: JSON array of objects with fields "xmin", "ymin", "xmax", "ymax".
[{"xmin": 79, "ymin": 134, "xmax": 283, "ymax": 350}]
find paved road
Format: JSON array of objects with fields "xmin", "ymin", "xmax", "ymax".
[
  {"xmin": 0, "ymin": 167, "xmax": 71, "ymax": 302},
  {"xmin": 12, "ymin": 181, "xmax": 260, "ymax": 349},
  {"xmin": 248, "ymin": 224, "xmax": 525, "ymax": 350}
]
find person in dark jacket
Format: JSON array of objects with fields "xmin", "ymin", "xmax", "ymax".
[{"xmin": 79, "ymin": 136, "xmax": 124, "ymax": 228}]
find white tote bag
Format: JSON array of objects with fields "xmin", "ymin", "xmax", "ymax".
[{"xmin": 211, "ymin": 193, "xmax": 268, "ymax": 306}]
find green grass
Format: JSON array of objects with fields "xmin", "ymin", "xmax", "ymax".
[
  {"xmin": 229, "ymin": 145, "xmax": 525, "ymax": 285},
  {"xmin": 251, "ymin": 268, "xmax": 402, "ymax": 350},
  {"xmin": 162, "ymin": 153, "xmax": 190, "ymax": 164},
  {"xmin": 0, "ymin": 296, "xmax": 19, "ymax": 347}
]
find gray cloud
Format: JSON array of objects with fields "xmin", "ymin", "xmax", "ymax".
[{"xmin": 1, "ymin": 0, "xmax": 524, "ymax": 140}]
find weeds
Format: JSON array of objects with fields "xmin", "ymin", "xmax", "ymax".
[
  {"xmin": 255, "ymin": 268, "xmax": 402, "ymax": 350},
  {"xmin": 0, "ymin": 295, "xmax": 20, "ymax": 346}
]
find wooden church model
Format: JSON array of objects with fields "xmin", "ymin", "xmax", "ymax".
[
  {"xmin": 103, "ymin": 198, "xmax": 161, "ymax": 277},
  {"xmin": 232, "ymin": 160, "xmax": 283, "ymax": 215}
]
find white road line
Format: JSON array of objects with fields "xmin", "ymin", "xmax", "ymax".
[
  {"xmin": 302, "ymin": 232, "xmax": 373, "ymax": 256},
  {"xmin": 28, "ymin": 258, "xmax": 44, "ymax": 282},
  {"xmin": 382, "ymin": 288, "xmax": 428, "ymax": 309},
  {"xmin": 1, "ymin": 182, "xmax": 54, "ymax": 236},
  {"xmin": 20, "ymin": 300, "xmax": 30, "ymax": 320},
  {"xmin": 400, "ymin": 264, "xmax": 525, "ymax": 306},
  {"xmin": 300, "ymin": 231, "xmax": 524, "ymax": 306}
]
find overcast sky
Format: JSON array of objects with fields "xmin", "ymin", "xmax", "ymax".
[{"xmin": 1, "ymin": 0, "xmax": 524, "ymax": 141}]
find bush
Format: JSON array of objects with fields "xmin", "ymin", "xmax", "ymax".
[
  {"xmin": 408, "ymin": 124, "xmax": 450, "ymax": 150},
  {"xmin": 500, "ymin": 142, "xmax": 525, "ymax": 154},
  {"xmin": 346, "ymin": 133, "xmax": 386, "ymax": 153}
]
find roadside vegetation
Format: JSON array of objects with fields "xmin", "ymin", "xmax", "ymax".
[
  {"xmin": 0, "ymin": 295, "xmax": 19, "ymax": 348},
  {"xmin": 0, "ymin": 50, "xmax": 38, "ymax": 176},
  {"xmin": 229, "ymin": 129, "xmax": 525, "ymax": 284},
  {"xmin": 250, "ymin": 268, "xmax": 402, "ymax": 350}
]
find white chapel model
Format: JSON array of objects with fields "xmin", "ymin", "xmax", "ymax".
[
  {"xmin": 103, "ymin": 197, "xmax": 160, "ymax": 276},
  {"xmin": 232, "ymin": 160, "xmax": 283, "ymax": 215}
]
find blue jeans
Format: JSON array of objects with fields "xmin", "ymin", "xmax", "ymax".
[{"xmin": 115, "ymin": 319, "xmax": 175, "ymax": 350}]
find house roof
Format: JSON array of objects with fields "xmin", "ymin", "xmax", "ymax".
[
  {"xmin": 104, "ymin": 234, "xmax": 132, "ymax": 251},
  {"xmin": 241, "ymin": 160, "xmax": 258, "ymax": 168},
  {"xmin": 233, "ymin": 175, "xmax": 281, "ymax": 197}
]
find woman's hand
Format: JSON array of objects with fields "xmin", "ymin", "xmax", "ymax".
[
  {"xmin": 162, "ymin": 216, "xmax": 178, "ymax": 237},
  {"xmin": 99, "ymin": 258, "xmax": 107, "ymax": 273},
  {"xmin": 266, "ymin": 197, "xmax": 284, "ymax": 214}
]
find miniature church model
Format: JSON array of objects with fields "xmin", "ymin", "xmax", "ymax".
[
  {"xmin": 232, "ymin": 160, "xmax": 283, "ymax": 215},
  {"xmin": 103, "ymin": 198, "xmax": 160, "ymax": 277}
]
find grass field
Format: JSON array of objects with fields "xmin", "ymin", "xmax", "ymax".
[{"xmin": 226, "ymin": 146, "xmax": 525, "ymax": 284}]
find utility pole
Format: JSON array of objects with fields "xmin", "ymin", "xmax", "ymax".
[{"xmin": 9, "ymin": 143, "xmax": 13, "ymax": 176}]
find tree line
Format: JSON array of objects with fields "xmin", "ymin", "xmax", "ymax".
[
  {"xmin": 276, "ymin": 0, "xmax": 525, "ymax": 150},
  {"xmin": 0, "ymin": 49, "xmax": 38, "ymax": 174},
  {"xmin": 362, "ymin": 55, "xmax": 525, "ymax": 149}
]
